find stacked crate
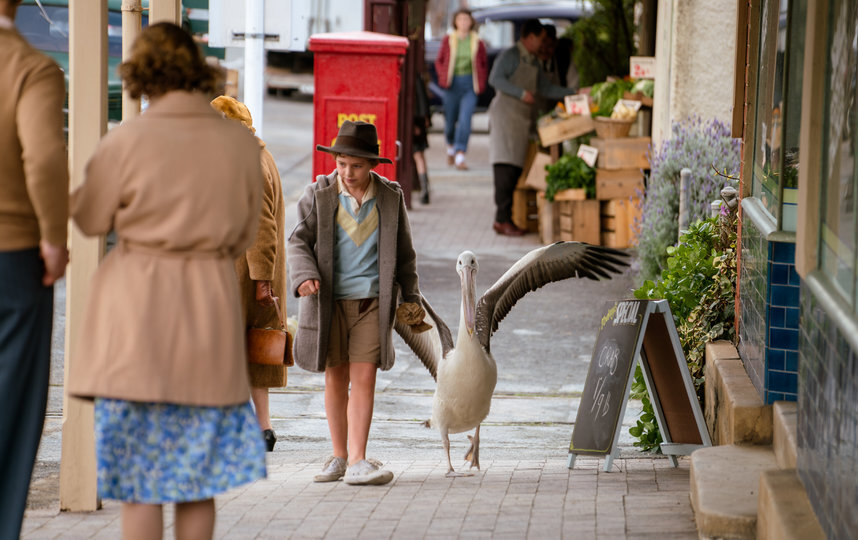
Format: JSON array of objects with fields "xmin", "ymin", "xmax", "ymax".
[
  {"xmin": 511, "ymin": 146, "xmax": 544, "ymax": 233},
  {"xmin": 536, "ymin": 189, "xmax": 600, "ymax": 245},
  {"xmin": 511, "ymin": 188, "xmax": 540, "ymax": 233},
  {"xmin": 590, "ymin": 136, "xmax": 650, "ymax": 248}
]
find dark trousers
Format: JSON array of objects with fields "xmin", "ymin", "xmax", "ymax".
[
  {"xmin": 493, "ymin": 163, "xmax": 523, "ymax": 223},
  {"xmin": 0, "ymin": 249, "xmax": 53, "ymax": 539}
]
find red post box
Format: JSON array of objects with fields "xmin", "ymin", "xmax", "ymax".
[{"xmin": 309, "ymin": 32, "xmax": 409, "ymax": 182}]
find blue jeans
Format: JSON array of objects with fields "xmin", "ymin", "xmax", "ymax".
[{"xmin": 443, "ymin": 74, "xmax": 478, "ymax": 153}]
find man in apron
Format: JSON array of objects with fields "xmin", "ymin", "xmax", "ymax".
[{"xmin": 487, "ymin": 19, "xmax": 575, "ymax": 236}]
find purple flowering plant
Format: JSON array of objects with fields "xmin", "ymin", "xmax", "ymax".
[{"xmin": 637, "ymin": 116, "xmax": 741, "ymax": 280}]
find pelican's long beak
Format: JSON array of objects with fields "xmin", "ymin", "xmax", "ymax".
[{"xmin": 462, "ymin": 265, "xmax": 476, "ymax": 336}]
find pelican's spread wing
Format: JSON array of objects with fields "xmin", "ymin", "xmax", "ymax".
[
  {"xmin": 474, "ymin": 241, "xmax": 630, "ymax": 351},
  {"xmin": 393, "ymin": 296, "xmax": 454, "ymax": 381}
]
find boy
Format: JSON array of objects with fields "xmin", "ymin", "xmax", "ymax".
[{"xmin": 288, "ymin": 121, "xmax": 427, "ymax": 485}]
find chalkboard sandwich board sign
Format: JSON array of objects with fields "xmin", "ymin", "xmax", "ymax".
[{"xmin": 568, "ymin": 299, "xmax": 711, "ymax": 471}]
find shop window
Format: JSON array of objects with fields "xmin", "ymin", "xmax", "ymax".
[
  {"xmin": 750, "ymin": 0, "xmax": 804, "ymax": 230},
  {"xmin": 819, "ymin": 0, "xmax": 858, "ymax": 310}
]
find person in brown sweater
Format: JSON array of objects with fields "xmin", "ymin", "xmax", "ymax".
[
  {"xmin": 0, "ymin": 0, "xmax": 69, "ymax": 537},
  {"xmin": 210, "ymin": 95, "xmax": 288, "ymax": 452}
]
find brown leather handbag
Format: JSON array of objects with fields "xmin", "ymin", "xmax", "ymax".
[{"xmin": 247, "ymin": 297, "xmax": 294, "ymax": 366}]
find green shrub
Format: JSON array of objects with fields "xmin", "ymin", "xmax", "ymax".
[
  {"xmin": 629, "ymin": 212, "xmax": 738, "ymax": 451},
  {"xmin": 637, "ymin": 117, "xmax": 741, "ymax": 281}
]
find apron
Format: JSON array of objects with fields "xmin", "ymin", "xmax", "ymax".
[{"xmin": 488, "ymin": 51, "xmax": 540, "ymax": 167}]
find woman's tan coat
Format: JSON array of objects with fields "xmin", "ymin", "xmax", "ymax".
[
  {"xmin": 68, "ymin": 91, "xmax": 263, "ymax": 407},
  {"xmin": 237, "ymin": 142, "xmax": 288, "ymax": 388}
]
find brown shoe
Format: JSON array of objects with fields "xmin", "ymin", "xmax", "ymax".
[
  {"xmin": 493, "ymin": 221, "xmax": 525, "ymax": 236},
  {"xmin": 447, "ymin": 154, "xmax": 455, "ymax": 166},
  {"xmin": 455, "ymin": 162, "xmax": 469, "ymax": 171}
]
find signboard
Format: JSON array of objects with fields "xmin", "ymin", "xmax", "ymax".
[
  {"xmin": 209, "ymin": 0, "xmax": 311, "ymax": 51},
  {"xmin": 564, "ymin": 94, "xmax": 591, "ymax": 116},
  {"xmin": 630, "ymin": 56, "xmax": 656, "ymax": 79},
  {"xmin": 577, "ymin": 144, "xmax": 599, "ymax": 168},
  {"xmin": 568, "ymin": 299, "xmax": 710, "ymax": 471},
  {"xmin": 617, "ymin": 99, "xmax": 643, "ymax": 113}
]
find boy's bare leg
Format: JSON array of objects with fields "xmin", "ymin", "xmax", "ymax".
[
  {"xmin": 325, "ymin": 363, "xmax": 350, "ymax": 459},
  {"xmin": 121, "ymin": 503, "xmax": 163, "ymax": 540},
  {"xmin": 347, "ymin": 362, "xmax": 377, "ymax": 465},
  {"xmin": 175, "ymin": 499, "xmax": 215, "ymax": 540}
]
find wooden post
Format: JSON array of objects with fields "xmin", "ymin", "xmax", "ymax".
[
  {"xmin": 795, "ymin": 0, "xmax": 827, "ymax": 278},
  {"xmin": 121, "ymin": 0, "xmax": 143, "ymax": 121},
  {"xmin": 61, "ymin": 0, "xmax": 108, "ymax": 512},
  {"xmin": 149, "ymin": 0, "xmax": 182, "ymax": 25}
]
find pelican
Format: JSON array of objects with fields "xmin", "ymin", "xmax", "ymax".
[{"xmin": 395, "ymin": 241, "xmax": 630, "ymax": 476}]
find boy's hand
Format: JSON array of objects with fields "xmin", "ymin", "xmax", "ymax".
[
  {"xmin": 396, "ymin": 302, "xmax": 432, "ymax": 333},
  {"xmin": 298, "ymin": 279, "xmax": 320, "ymax": 297}
]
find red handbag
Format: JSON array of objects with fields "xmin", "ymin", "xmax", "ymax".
[{"xmin": 247, "ymin": 297, "xmax": 294, "ymax": 366}]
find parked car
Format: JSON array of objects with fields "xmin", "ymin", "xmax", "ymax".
[
  {"xmin": 15, "ymin": 0, "xmax": 190, "ymax": 128},
  {"xmin": 425, "ymin": 2, "xmax": 592, "ymax": 113}
]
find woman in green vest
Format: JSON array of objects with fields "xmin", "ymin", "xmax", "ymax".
[{"xmin": 434, "ymin": 9, "xmax": 488, "ymax": 170}]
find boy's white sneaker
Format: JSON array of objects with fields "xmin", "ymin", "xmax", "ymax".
[
  {"xmin": 343, "ymin": 459, "xmax": 393, "ymax": 485},
  {"xmin": 313, "ymin": 456, "xmax": 347, "ymax": 482}
]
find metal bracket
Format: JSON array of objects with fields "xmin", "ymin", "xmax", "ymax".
[{"xmin": 231, "ymin": 32, "xmax": 281, "ymax": 41}]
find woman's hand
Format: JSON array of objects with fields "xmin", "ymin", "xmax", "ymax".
[{"xmin": 298, "ymin": 279, "xmax": 320, "ymax": 297}]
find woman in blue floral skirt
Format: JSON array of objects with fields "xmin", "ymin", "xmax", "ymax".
[{"xmin": 68, "ymin": 23, "xmax": 267, "ymax": 538}]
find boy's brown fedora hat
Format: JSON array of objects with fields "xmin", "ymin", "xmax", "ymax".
[{"xmin": 316, "ymin": 121, "xmax": 393, "ymax": 164}]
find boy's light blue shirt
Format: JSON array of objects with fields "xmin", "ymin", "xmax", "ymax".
[{"xmin": 333, "ymin": 175, "xmax": 380, "ymax": 300}]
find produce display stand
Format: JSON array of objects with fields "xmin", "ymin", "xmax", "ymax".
[
  {"xmin": 537, "ymin": 115, "xmax": 595, "ymax": 147},
  {"xmin": 515, "ymin": 81, "xmax": 654, "ymax": 248},
  {"xmin": 623, "ymin": 90, "xmax": 654, "ymax": 107}
]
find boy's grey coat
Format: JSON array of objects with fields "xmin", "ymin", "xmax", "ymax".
[{"xmin": 287, "ymin": 171, "xmax": 421, "ymax": 372}]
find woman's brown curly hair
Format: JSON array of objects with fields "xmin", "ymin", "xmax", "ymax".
[{"xmin": 119, "ymin": 22, "xmax": 222, "ymax": 99}]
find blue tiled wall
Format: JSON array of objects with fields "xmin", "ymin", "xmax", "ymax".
[
  {"xmin": 739, "ymin": 216, "xmax": 767, "ymax": 394},
  {"xmin": 798, "ymin": 286, "xmax": 858, "ymax": 539},
  {"xmin": 765, "ymin": 242, "xmax": 800, "ymax": 401},
  {"xmin": 739, "ymin": 216, "xmax": 799, "ymax": 402}
]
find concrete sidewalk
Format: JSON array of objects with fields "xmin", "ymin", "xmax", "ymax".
[
  {"xmin": 24, "ymin": 457, "xmax": 695, "ymax": 539},
  {"xmin": 21, "ymin": 99, "xmax": 696, "ymax": 539}
]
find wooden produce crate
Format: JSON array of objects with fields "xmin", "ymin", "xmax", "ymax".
[
  {"xmin": 537, "ymin": 191, "xmax": 598, "ymax": 244},
  {"xmin": 523, "ymin": 152, "xmax": 553, "ymax": 191},
  {"xmin": 553, "ymin": 188, "xmax": 587, "ymax": 201},
  {"xmin": 590, "ymin": 137, "xmax": 651, "ymax": 170},
  {"xmin": 558, "ymin": 199, "xmax": 600, "ymax": 244},
  {"xmin": 512, "ymin": 187, "xmax": 540, "ymax": 233},
  {"xmin": 623, "ymin": 91, "xmax": 654, "ymax": 107},
  {"xmin": 596, "ymin": 168, "xmax": 645, "ymax": 200},
  {"xmin": 537, "ymin": 191, "xmax": 559, "ymax": 244},
  {"xmin": 537, "ymin": 115, "xmax": 595, "ymax": 146},
  {"xmin": 600, "ymin": 198, "xmax": 641, "ymax": 248},
  {"xmin": 516, "ymin": 143, "xmax": 540, "ymax": 188}
]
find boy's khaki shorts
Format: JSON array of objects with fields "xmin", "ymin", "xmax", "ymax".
[{"xmin": 326, "ymin": 298, "xmax": 380, "ymax": 367}]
